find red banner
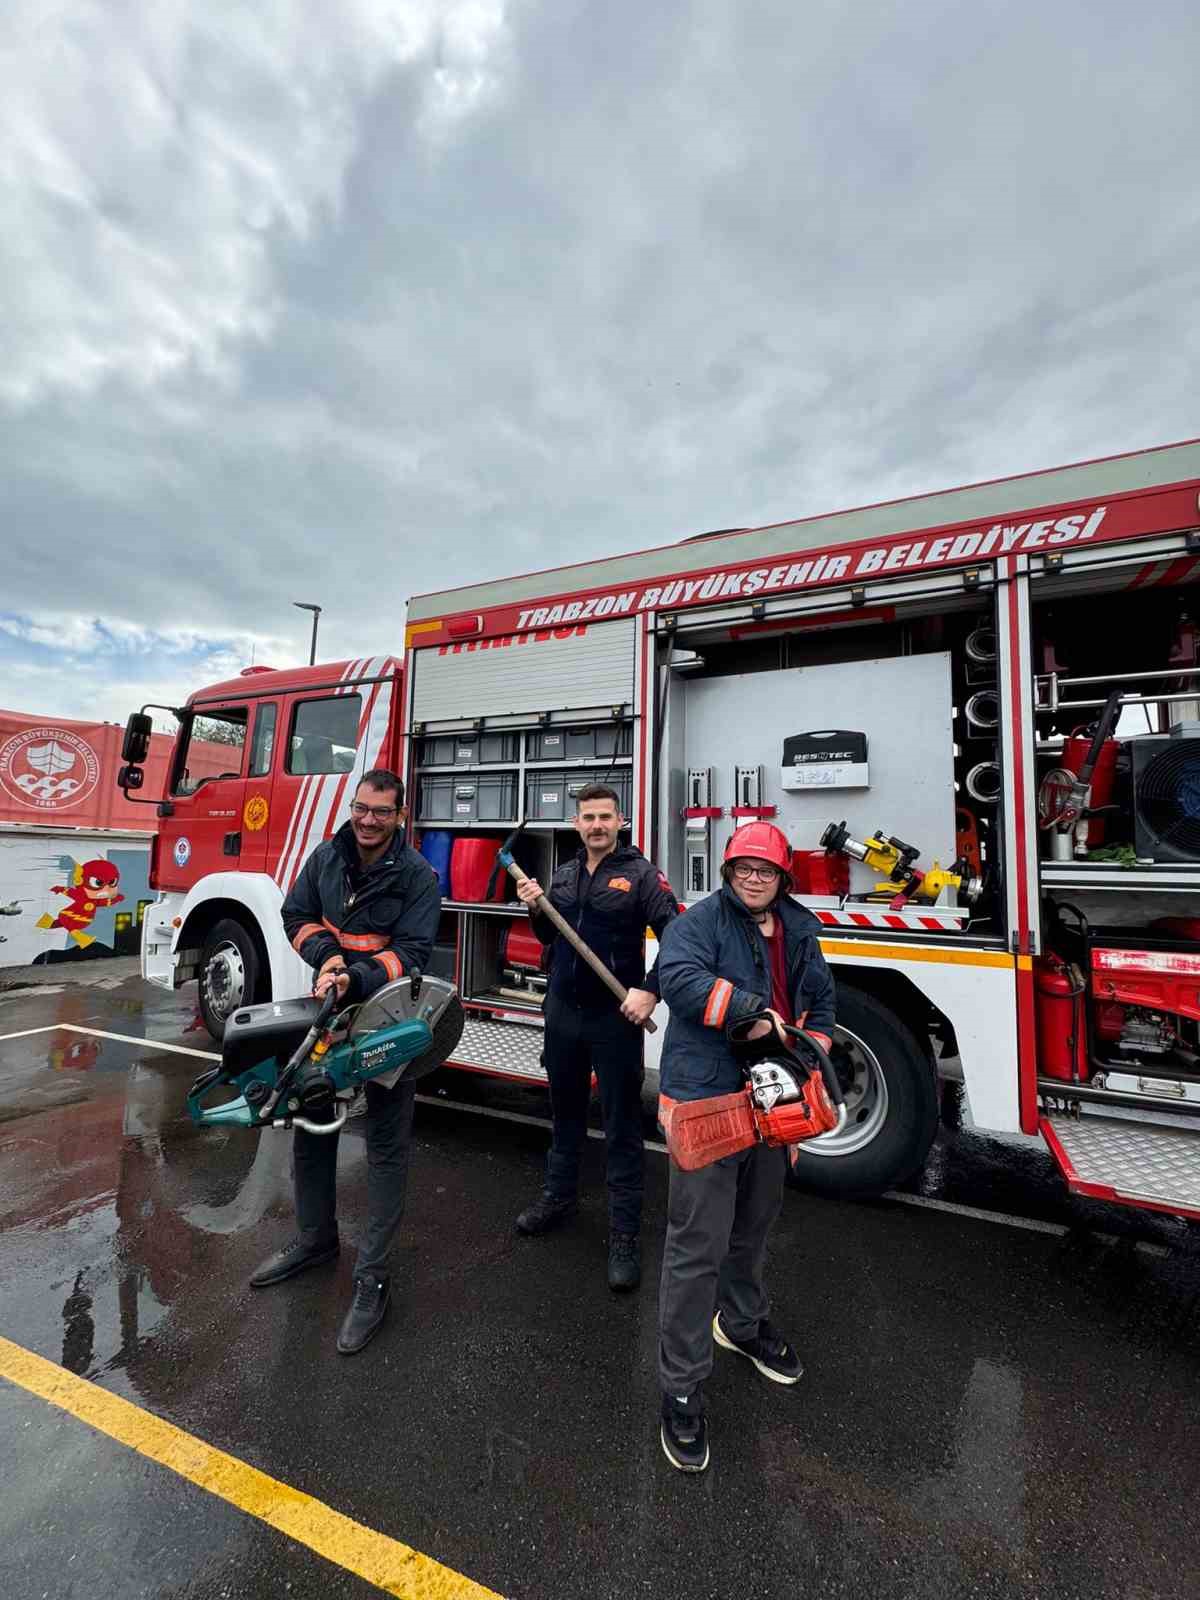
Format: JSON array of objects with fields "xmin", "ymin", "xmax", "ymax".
[{"xmin": 0, "ymin": 711, "xmax": 225, "ymax": 830}]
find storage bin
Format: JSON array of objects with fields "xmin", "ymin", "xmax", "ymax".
[
  {"xmin": 418, "ymin": 731, "xmax": 519, "ymax": 766},
  {"xmin": 417, "ymin": 775, "xmax": 457, "ymax": 822},
  {"xmin": 419, "ymin": 830, "xmax": 453, "ymax": 894},
  {"xmin": 417, "ymin": 774, "xmax": 517, "ymax": 823},
  {"xmin": 451, "ymin": 837, "xmax": 507, "ymax": 902},
  {"xmin": 417, "ymin": 734, "xmax": 459, "ymax": 766},
  {"xmin": 475, "ymin": 772, "xmax": 518, "ymax": 822},
  {"xmin": 527, "ymin": 723, "xmax": 632, "ymax": 761},
  {"xmin": 563, "ymin": 723, "xmax": 632, "ymax": 761},
  {"xmin": 524, "ymin": 768, "xmax": 633, "ymax": 821}
]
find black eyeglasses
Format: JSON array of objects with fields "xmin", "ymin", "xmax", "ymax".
[
  {"xmin": 350, "ymin": 801, "xmax": 397, "ymax": 821},
  {"xmin": 731, "ymin": 861, "xmax": 780, "ymax": 882}
]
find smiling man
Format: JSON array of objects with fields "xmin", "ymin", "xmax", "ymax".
[
  {"xmin": 255, "ymin": 769, "xmax": 441, "ymax": 1355},
  {"xmin": 514, "ymin": 783, "xmax": 679, "ymax": 1290}
]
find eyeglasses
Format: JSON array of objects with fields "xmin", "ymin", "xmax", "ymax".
[
  {"xmin": 731, "ymin": 861, "xmax": 780, "ymax": 882},
  {"xmin": 350, "ymin": 801, "xmax": 397, "ymax": 821}
]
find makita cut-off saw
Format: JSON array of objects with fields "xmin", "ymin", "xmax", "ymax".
[{"xmin": 187, "ymin": 975, "xmax": 465, "ymax": 1134}]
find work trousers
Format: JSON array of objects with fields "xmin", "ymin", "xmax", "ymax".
[
  {"xmin": 542, "ymin": 996, "xmax": 645, "ymax": 1234},
  {"xmin": 658, "ymin": 1140, "xmax": 787, "ymax": 1397},
  {"xmin": 293, "ymin": 1075, "xmax": 417, "ymax": 1279}
]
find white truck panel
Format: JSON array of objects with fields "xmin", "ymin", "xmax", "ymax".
[{"xmin": 412, "ymin": 619, "xmax": 637, "ymax": 723}]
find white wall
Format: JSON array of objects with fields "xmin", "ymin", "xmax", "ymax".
[{"xmin": 0, "ymin": 826, "xmax": 152, "ymax": 969}]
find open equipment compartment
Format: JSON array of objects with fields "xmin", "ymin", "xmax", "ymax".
[
  {"xmin": 654, "ymin": 576, "xmax": 1006, "ymax": 940},
  {"xmin": 1030, "ymin": 546, "xmax": 1200, "ymax": 1123}
]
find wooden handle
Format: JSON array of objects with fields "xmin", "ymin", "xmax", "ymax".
[{"xmin": 500, "ymin": 853, "xmax": 658, "ymax": 1034}]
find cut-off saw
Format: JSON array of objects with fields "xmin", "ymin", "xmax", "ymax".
[{"xmin": 187, "ymin": 975, "xmax": 465, "ymax": 1135}]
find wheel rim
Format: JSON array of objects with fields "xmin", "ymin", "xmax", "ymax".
[
  {"xmin": 797, "ymin": 1026, "xmax": 889, "ymax": 1159},
  {"xmin": 202, "ymin": 941, "xmax": 245, "ymax": 1022}
]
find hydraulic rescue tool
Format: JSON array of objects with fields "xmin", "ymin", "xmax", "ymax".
[
  {"xmin": 659, "ymin": 1016, "xmax": 847, "ymax": 1170},
  {"xmin": 820, "ymin": 820, "xmax": 983, "ymax": 908},
  {"xmin": 487, "ymin": 822, "xmax": 659, "ymax": 1032},
  {"xmin": 186, "ymin": 974, "xmax": 465, "ymax": 1134}
]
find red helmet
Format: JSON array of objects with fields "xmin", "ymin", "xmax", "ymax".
[
  {"xmin": 80, "ymin": 858, "xmax": 120, "ymax": 888},
  {"xmin": 723, "ymin": 822, "xmax": 793, "ymax": 888}
]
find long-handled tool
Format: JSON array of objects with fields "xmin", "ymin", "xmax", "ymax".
[
  {"xmin": 1053, "ymin": 686, "xmax": 1123, "ymax": 851},
  {"xmin": 490, "ymin": 824, "xmax": 658, "ymax": 1032}
]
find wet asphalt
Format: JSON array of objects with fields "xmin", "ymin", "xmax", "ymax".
[{"xmin": 2, "ymin": 964, "xmax": 1200, "ymax": 1600}]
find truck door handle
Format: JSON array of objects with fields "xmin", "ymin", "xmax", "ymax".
[{"xmin": 223, "ymin": 832, "xmax": 242, "ymax": 857}]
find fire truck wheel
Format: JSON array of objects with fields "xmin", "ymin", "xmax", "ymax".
[
  {"xmin": 786, "ymin": 985, "xmax": 938, "ymax": 1199},
  {"xmin": 198, "ymin": 918, "xmax": 262, "ymax": 1042}
]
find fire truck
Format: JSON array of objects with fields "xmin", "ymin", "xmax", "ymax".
[{"xmin": 119, "ymin": 439, "xmax": 1200, "ymax": 1216}]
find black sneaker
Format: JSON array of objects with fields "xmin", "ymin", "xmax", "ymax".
[
  {"xmin": 660, "ymin": 1392, "xmax": 709, "ymax": 1473},
  {"xmin": 515, "ymin": 1191, "xmax": 578, "ymax": 1236},
  {"xmin": 337, "ymin": 1274, "xmax": 390, "ymax": 1355},
  {"xmin": 249, "ymin": 1236, "xmax": 338, "ymax": 1288},
  {"xmin": 712, "ymin": 1311, "xmax": 804, "ymax": 1385},
  {"xmin": 607, "ymin": 1231, "xmax": 641, "ymax": 1292}
]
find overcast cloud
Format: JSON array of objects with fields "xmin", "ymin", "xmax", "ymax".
[{"xmin": 2, "ymin": 0, "xmax": 1198, "ymax": 725}]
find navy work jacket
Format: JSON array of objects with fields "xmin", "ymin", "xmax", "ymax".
[
  {"xmin": 657, "ymin": 883, "xmax": 836, "ymax": 1102},
  {"xmin": 530, "ymin": 844, "xmax": 679, "ymax": 1013},
  {"xmin": 282, "ymin": 821, "xmax": 440, "ymax": 1004}
]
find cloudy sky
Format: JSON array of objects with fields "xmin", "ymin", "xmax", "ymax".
[{"xmin": 3, "ymin": 0, "xmax": 1198, "ymax": 727}]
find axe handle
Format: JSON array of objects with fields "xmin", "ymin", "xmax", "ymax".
[{"xmin": 499, "ymin": 850, "xmax": 658, "ymax": 1033}]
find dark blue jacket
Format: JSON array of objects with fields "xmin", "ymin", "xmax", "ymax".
[
  {"xmin": 531, "ymin": 844, "xmax": 679, "ymax": 1013},
  {"xmin": 282, "ymin": 822, "xmax": 440, "ymax": 1004},
  {"xmin": 657, "ymin": 883, "xmax": 836, "ymax": 1102}
]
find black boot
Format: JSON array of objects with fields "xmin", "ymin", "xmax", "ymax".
[
  {"xmin": 249, "ymin": 1236, "xmax": 338, "ymax": 1288},
  {"xmin": 515, "ymin": 1191, "xmax": 578, "ymax": 1236},
  {"xmin": 337, "ymin": 1273, "xmax": 390, "ymax": 1355},
  {"xmin": 607, "ymin": 1231, "xmax": 641, "ymax": 1292}
]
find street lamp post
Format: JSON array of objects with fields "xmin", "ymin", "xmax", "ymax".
[{"xmin": 292, "ymin": 602, "xmax": 322, "ymax": 667}]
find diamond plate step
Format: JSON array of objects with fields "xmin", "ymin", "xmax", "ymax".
[
  {"xmin": 448, "ymin": 1014, "xmax": 548, "ymax": 1082},
  {"xmin": 1041, "ymin": 1110, "xmax": 1200, "ymax": 1218}
]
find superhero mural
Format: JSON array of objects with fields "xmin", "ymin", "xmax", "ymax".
[
  {"xmin": 37, "ymin": 857, "xmax": 125, "ymax": 947},
  {"xmin": 0, "ymin": 841, "xmax": 152, "ymax": 968}
]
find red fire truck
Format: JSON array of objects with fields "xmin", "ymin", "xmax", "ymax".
[{"xmin": 119, "ymin": 439, "xmax": 1200, "ymax": 1215}]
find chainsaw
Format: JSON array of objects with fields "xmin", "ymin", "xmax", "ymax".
[
  {"xmin": 186, "ymin": 974, "xmax": 465, "ymax": 1135},
  {"xmin": 658, "ymin": 1016, "xmax": 848, "ymax": 1170}
]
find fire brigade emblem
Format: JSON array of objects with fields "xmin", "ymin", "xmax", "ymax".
[
  {"xmin": 0, "ymin": 727, "xmax": 100, "ymax": 812},
  {"xmin": 243, "ymin": 794, "xmax": 269, "ymax": 832}
]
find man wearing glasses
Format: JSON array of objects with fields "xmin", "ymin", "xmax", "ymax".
[
  {"xmin": 654, "ymin": 821, "xmax": 835, "ymax": 1472},
  {"xmin": 252, "ymin": 769, "xmax": 440, "ymax": 1354}
]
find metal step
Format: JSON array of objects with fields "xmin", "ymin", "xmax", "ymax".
[
  {"xmin": 448, "ymin": 1014, "xmax": 548, "ymax": 1083},
  {"xmin": 1040, "ymin": 1110, "xmax": 1200, "ymax": 1219}
]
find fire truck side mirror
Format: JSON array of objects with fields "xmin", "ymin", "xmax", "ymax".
[
  {"xmin": 122, "ymin": 712, "xmax": 152, "ymax": 764},
  {"xmin": 117, "ymin": 764, "xmax": 145, "ymax": 792}
]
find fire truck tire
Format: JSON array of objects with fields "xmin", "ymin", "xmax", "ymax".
[
  {"xmin": 786, "ymin": 985, "xmax": 938, "ymax": 1199},
  {"xmin": 198, "ymin": 918, "xmax": 262, "ymax": 1042}
]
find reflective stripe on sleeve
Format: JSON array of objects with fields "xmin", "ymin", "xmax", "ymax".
[
  {"xmin": 373, "ymin": 951, "xmax": 404, "ymax": 982},
  {"xmin": 702, "ymin": 978, "xmax": 733, "ymax": 1028},
  {"xmin": 291, "ymin": 923, "xmax": 326, "ymax": 953}
]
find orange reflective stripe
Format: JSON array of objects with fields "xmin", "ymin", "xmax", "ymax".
[
  {"xmin": 321, "ymin": 919, "xmax": 388, "ymax": 953},
  {"xmin": 373, "ymin": 951, "xmax": 404, "ymax": 981},
  {"xmin": 703, "ymin": 978, "xmax": 733, "ymax": 1028},
  {"xmin": 291, "ymin": 923, "xmax": 326, "ymax": 953}
]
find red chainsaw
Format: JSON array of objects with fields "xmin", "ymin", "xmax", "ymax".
[{"xmin": 659, "ymin": 1014, "xmax": 847, "ymax": 1169}]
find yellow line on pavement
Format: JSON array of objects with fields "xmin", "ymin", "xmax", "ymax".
[{"xmin": 0, "ymin": 1336, "xmax": 502, "ymax": 1599}]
